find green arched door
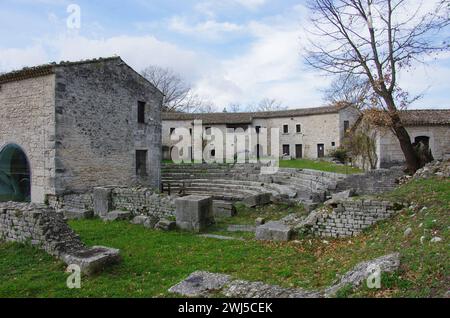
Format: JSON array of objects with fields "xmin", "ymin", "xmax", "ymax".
[{"xmin": 0, "ymin": 144, "xmax": 31, "ymax": 202}]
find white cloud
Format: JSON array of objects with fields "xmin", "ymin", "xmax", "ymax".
[
  {"xmin": 168, "ymin": 17, "xmax": 243, "ymax": 40},
  {"xmin": 0, "ymin": 46, "xmax": 49, "ymax": 71}
]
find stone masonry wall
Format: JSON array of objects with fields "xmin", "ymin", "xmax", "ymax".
[
  {"xmin": 0, "ymin": 75, "xmax": 56, "ymax": 203},
  {"xmin": 49, "ymin": 187, "xmax": 175, "ymax": 219},
  {"xmin": 302, "ymin": 199, "xmax": 399, "ymax": 238},
  {"xmin": 110, "ymin": 187, "xmax": 175, "ymax": 218},
  {"xmin": 54, "ymin": 59, "xmax": 163, "ymax": 194},
  {"xmin": 0, "ymin": 202, "xmax": 85, "ymax": 258},
  {"xmin": 335, "ymin": 167, "xmax": 404, "ymax": 195}
]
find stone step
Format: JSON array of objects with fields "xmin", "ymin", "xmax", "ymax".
[
  {"xmin": 63, "ymin": 209, "xmax": 93, "ymax": 220},
  {"xmin": 255, "ymin": 221, "xmax": 294, "ymax": 242},
  {"xmin": 102, "ymin": 210, "xmax": 132, "ymax": 222}
]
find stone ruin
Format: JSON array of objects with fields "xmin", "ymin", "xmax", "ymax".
[
  {"xmin": 169, "ymin": 253, "xmax": 401, "ymax": 298},
  {"xmin": 0, "ymin": 202, "xmax": 120, "ymax": 275}
]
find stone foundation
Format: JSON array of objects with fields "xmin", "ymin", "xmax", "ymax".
[{"xmin": 299, "ymin": 199, "xmax": 403, "ymax": 238}]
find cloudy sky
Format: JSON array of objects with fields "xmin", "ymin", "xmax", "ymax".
[{"xmin": 0, "ymin": 0, "xmax": 449, "ymax": 110}]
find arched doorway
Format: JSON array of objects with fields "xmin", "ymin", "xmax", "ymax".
[{"xmin": 0, "ymin": 144, "xmax": 31, "ymax": 202}]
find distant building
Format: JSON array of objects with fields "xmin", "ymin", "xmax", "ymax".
[
  {"xmin": 374, "ymin": 110, "xmax": 450, "ymax": 168},
  {"xmin": 0, "ymin": 57, "xmax": 163, "ymax": 203},
  {"xmin": 162, "ymin": 103, "xmax": 360, "ymax": 161}
]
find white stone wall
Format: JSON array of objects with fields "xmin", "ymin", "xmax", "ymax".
[
  {"xmin": 377, "ymin": 125, "xmax": 450, "ymax": 168},
  {"xmin": 162, "ymin": 107, "xmax": 360, "ymax": 161},
  {"xmin": 0, "ymin": 75, "xmax": 56, "ymax": 203}
]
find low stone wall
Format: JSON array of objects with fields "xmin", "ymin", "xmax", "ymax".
[
  {"xmin": 0, "ymin": 202, "xmax": 120, "ymax": 275},
  {"xmin": 47, "ymin": 193, "xmax": 94, "ymax": 211},
  {"xmin": 0, "ymin": 202, "xmax": 85, "ymax": 258},
  {"xmin": 110, "ymin": 187, "xmax": 175, "ymax": 218},
  {"xmin": 48, "ymin": 187, "xmax": 176, "ymax": 219},
  {"xmin": 301, "ymin": 199, "xmax": 401, "ymax": 238},
  {"xmin": 335, "ymin": 167, "xmax": 404, "ymax": 195}
]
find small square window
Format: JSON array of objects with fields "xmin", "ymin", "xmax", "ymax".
[
  {"xmin": 170, "ymin": 128, "xmax": 175, "ymax": 135},
  {"xmin": 332, "ymin": 142, "xmax": 336, "ymax": 147}
]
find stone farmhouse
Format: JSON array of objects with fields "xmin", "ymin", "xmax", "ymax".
[
  {"xmin": 0, "ymin": 57, "xmax": 163, "ymax": 204},
  {"xmin": 162, "ymin": 104, "xmax": 361, "ymax": 162},
  {"xmin": 162, "ymin": 105, "xmax": 450, "ymax": 168}
]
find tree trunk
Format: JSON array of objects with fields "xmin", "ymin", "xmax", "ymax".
[{"xmin": 384, "ymin": 96, "xmax": 421, "ymax": 173}]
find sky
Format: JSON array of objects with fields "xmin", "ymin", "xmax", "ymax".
[{"xmin": 0, "ymin": 0, "xmax": 449, "ymax": 111}]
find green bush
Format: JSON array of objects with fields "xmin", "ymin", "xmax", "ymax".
[{"xmin": 329, "ymin": 147, "xmax": 349, "ymax": 164}]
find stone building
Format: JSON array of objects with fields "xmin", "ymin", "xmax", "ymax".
[
  {"xmin": 375, "ymin": 110, "xmax": 450, "ymax": 168},
  {"xmin": 0, "ymin": 57, "xmax": 163, "ymax": 203},
  {"xmin": 162, "ymin": 104, "xmax": 361, "ymax": 161}
]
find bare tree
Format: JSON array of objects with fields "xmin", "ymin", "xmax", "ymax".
[
  {"xmin": 248, "ymin": 98, "xmax": 288, "ymax": 112},
  {"xmin": 305, "ymin": 0, "xmax": 449, "ymax": 172},
  {"xmin": 323, "ymin": 74, "xmax": 372, "ymax": 108},
  {"xmin": 141, "ymin": 65, "xmax": 208, "ymax": 113},
  {"xmin": 227, "ymin": 103, "xmax": 242, "ymax": 113}
]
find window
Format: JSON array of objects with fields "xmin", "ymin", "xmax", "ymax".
[
  {"xmin": 136, "ymin": 150, "xmax": 148, "ymax": 176},
  {"xmin": 331, "ymin": 142, "xmax": 336, "ymax": 147},
  {"xmin": 296, "ymin": 124, "xmax": 302, "ymax": 133},
  {"xmin": 344, "ymin": 121, "xmax": 350, "ymax": 134},
  {"xmin": 170, "ymin": 128, "xmax": 175, "ymax": 135},
  {"xmin": 255, "ymin": 126, "xmax": 261, "ymax": 134},
  {"xmin": 189, "ymin": 128, "xmax": 193, "ymax": 136},
  {"xmin": 138, "ymin": 101, "xmax": 146, "ymax": 124},
  {"xmin": 283, "ymin": 145, "xmax": 290, "ymax": 156},
  {"xmin": 283, "ymin": 125, "xmax": 289, "ymax": 134}
]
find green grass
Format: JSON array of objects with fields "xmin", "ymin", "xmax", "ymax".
[
  {"xmin": 162, "ymin": 158, "xmax": 362, "ymax": 174},
  {"xmin": 279, "ymin": 159, "xmax": 362, "ymax": 174},
  {"xmin": 0, "ymin": 178, "xmax": 448, "ymax": 298}
]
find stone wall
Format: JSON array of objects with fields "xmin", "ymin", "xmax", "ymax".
[
  {"xmin": 377, "ymin": 125, "xmax": 450, "ymax": 168},
  {"xmin": 110, "ymin": 187, "xmax": 175, "ymax": 218},
  {"xmin": 335, "ymin": 166, "xmax": 404, "ymax": 195},
  {"xmin": 54, "ymin": 59, "xmax": 163, "ymax": 194},
  {"xmin": 0, "ymin": 202, "xmax": 85, "ymax": 258},
  {"xmin": 49, "ymin": 187, "xmax": 176, "ymax": 219},
  {"xmin": 301, "ymin": 199, "xmax": 400, "ymax": 238},
  {"xmin": 0, "ymin": 75, "xmax": 56, "ymax": 203}
]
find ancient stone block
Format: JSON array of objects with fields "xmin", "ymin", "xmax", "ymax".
[
  {"xmin": 63, "ymin": 209, "xmax": 93, "ymax": 220},
  {"xmin": 93, "ymin": 187, "xmax": 112, "ymax": 217},
  {"xmin": 255, "ymin": 221, "xmax": 294, "ymax": 241},
  {"xmin": 62, "ymin": 246, "xmax": 121, "ymax": 276},
  {"xmin": 242, "ymin": 193, "xmax": 271, "ymax": 208},
  {"xmin": 176, "ymin": 195, "xmax": 214, "ymax": 233},
  {"xmin": 103, "ymin": 210, "xmax": 132, "ymax": 221},
  {"xmin": 213, "ymin": 200, "xmax": 237, "ymax": 218}
]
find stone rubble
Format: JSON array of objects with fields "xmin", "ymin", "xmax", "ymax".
[
  {"xmin": 169, "ymin": 253, "xmax": 401, "ymax": 298},
  {"xmin": 0, "ymin": 202, "xmax": 120, "ymax": 275}
]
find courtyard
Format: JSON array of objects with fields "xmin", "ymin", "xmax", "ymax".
[{"xmin": 0, "ymin": 177, "xmax": 448, "ymax": 298}]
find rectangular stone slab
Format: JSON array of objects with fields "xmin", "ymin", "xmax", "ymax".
[
  {"xmin": 62, "ymin": 246, "xmax": 121, "ymax": 276},
  {"xmin": 93, "ymin": 187, "xmax": 112, "ymax": 217},
  {"xmin": 255, "ymin": 221, "xmax": 294, "ymax": 241}
]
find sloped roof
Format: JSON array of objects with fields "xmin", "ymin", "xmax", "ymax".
[
  {"xmin": 399, "ymin": 109, "xmax": 450, "ymax": 126},
  {"xmin": 162, "ymin": 104, "xmax": 350, "ymax": 124},
  {"xmin": 0, "ymin": 57, "xmax": 121, "ymax": 84}
]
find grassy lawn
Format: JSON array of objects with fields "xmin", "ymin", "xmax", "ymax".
[
  {"xmin": 279, "ymin": 159, "xmax": 362, "ymax": 174},
  {"xmin": 0, "ymin": 178, "xmax": 448, "ymax": 298},
  {"xmin": 162, "ymin": 159, "xmax": 362, "ymax": 174}
]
